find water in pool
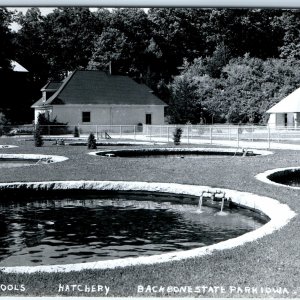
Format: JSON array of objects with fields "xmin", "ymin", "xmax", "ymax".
[
  {"xmin": 0, "ymin": 197, "xmax": 264, "ymax": 266},
  {"xmin": 96, "ymin": 149, "xmax": 257, "ymax": 158},
  {"xmin": 270, "ymin": 170, "xmax": 300, "ymax": 187}
]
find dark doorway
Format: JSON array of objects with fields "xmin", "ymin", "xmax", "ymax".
[{"xmin": 146, "ymin": 114, "xmax": 152, "ymax": 125}]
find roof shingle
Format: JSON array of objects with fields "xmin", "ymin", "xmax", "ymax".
[{"xmin": 33, "ymin": 70, "xmax": 166, "ymax": 107}]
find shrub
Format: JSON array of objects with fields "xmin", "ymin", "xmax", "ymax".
[
  {"xmin": 87, "ymin": 133, "xmax": 97, "ymax": 149},
  {"xmin": 173, "ymin": 127, "xmax": 183, "ymax": 145},
  {"xmin": 74, "ymin": 126, "xmax": 80, "ymax": 137},
  {"xmin": 34, "ymin": 124, "xmax": 43, "ymax": 147},
  {"xmin": 37, "ymin": 113, "xmax": 68, "ymax": 135}
]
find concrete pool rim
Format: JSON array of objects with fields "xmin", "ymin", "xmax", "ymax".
[
  {"xmin": 89, "ymin": 147, "xmax": 273, "ymax": 157},
  {"xmin": 0, "ymin": 145, "xmax": 18, "ymax": 149},
  {"xmin": 0, "ymin": 153, "xmax": 69, "ymax": 164},
  {"xmin": 256, "ymin": 166, "xmax": 300, "ymax": 189},
  {"xmin": 0, "ymin": 180, "xmax": 295, "ymax": 274}
]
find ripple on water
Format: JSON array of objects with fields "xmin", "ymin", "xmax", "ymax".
[{"xmin": 0, "ymin": 197, "xmax": 265, "ymax": 267}]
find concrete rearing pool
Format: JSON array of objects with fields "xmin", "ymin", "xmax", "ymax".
[
  {"xmin": 0, "ymin": 154, "xmax": 68, "ymax": 168},
  {"xmin": 256, "ymin": 166, "xmax": 300, "ymax": 188},
  {"xmin": 89, "ymin": 147, "xmax": 273, "ymax": 158},
  {"xmin": 0, "ymin": 181, "xmax": 295, "ymax": 274}
]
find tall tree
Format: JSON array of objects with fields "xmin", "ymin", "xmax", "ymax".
[
  {"xmin": 147, "ymin": 8, "xmax": 209, "ymax": 77},
  {"xmin": 0, "ymin": 8, "xmax": 14, "ymax": 70},
  {"xmin": 206, "ymin": 9, "xmax": 283, "ymax": 59},
  {"xmin": 42, "ymin": 7, "xmax": 104, "ymax": 79},
  {"xmin": 89, "ymin": 8, "xmax": 152, "ymax": 79},
  {"xmin": 273, "ymin": 10, "xmax": 300, "ymax": 60},
  {"xmin": 168, "ymin": 74, "xmax": 202, "ymax": 124}
]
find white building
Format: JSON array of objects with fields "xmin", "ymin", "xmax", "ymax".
[
  {"xmin": 267, "ymin": 87, "xmax": 300, "ymax": 128},
  {"xmin": 32, "ymin": 70, "xmax": 167, "ymax": 126}
]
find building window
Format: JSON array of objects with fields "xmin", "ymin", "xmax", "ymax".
[
  {"xmin": 82, "ymin": 111, "xmax": 91, "ymax": 123},
  {"xmin": 146, "ymin": 114, "xmax": 152, "ymax": 125}
]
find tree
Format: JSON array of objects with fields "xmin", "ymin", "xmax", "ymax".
[
  {"xmin": 206, "ymin": 9, "xmax": 283, "ymax": 59},
  {"xmin": 34, "ymin": 114, "xmax": 44, "ymax": 147},
  {"xmin": 74, "ymin": 126, "xmax": 80, "ymax": 137},
  {"xmin": 14, "ymin": 8, "xmax": 49, "ymax": 82},
  {"xmin": 173, "ymin": 127, "xmax": 183, "ymax": 145},
  {"xmin": 273, "ymin": 10, "xmax": 300, "ymax": 60},
  {"xmin": 147, "ymin": 8, "xmax": 209, "ymax": 79},
  {"xmin": 0, "ymin": 8, "xmax": 14, "ymax": 70},
  {"xmin": 168, "ymin": 74, "xmax": 202, "ymax": 124},
  {"xmin": 89, "ymin": 8, "xmax": 152, "ymax": 79},
  {"xmin": 87, "ymin": 133, "xmax": 97, "ymax": 149}
]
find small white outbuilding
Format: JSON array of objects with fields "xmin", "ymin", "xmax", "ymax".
[
  {"xmin": 31, "ymin": 70, "xmax": 167, "ymax": 126},
  {"xmin": 267, "ymin": 87, "xmax": 300, "ymax": 128}
]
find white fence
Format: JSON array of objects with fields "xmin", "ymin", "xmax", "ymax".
[{"xmin": 3, "ymin": 124, "xmax": 300, "ymax": 148}]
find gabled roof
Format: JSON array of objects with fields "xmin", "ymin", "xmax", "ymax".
[
  {"xmin": 32, "ymin": 70, "xmax": 166, "ymax": 107},
  {"xmin": 10, "ymin": 60, "xmax": 28, "ymax": 72},
  {"xmin": 267, "ymin": 87, "xmax": 300, "ymax": 113},
  {"xmin": 41, "ymin": 81, "xmax": 62, "ymax": 91}
]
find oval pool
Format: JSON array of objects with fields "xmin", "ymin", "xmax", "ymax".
[
  {"xmin": 89, "ymin": 147, "xmax": 272, "ymax": 158},
  {"xmin": 256, "ymin": 167, "xmax": 300, "ymax": 188},
  {"xmin": 0, "ymin": 181, "xmax": 294, "ymax": 273},
  {"xmin": 0, "ymin": 196, "xmax": 264, "ymax": 267}
]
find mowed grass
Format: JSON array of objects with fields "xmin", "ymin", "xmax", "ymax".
[{"xmin": 0, "ymin": 136, "xmax": 300, "ymax": 297}]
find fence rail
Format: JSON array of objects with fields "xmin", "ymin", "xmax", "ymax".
[{"xmin": 2, "ymin": 124, "xmax": 300, "ymax": 148}]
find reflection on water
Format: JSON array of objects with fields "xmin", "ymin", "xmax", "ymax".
[{"xmin": 0, "ymin": 198, "xmax": 264, "ymax": 266}]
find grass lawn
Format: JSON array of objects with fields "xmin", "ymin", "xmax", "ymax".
[{"xmin": 0, "ymin": 136, "xmax": 300, "ymax": 297}]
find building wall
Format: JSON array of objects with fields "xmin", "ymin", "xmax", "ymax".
[
  {"xmin": 287, "ymin": 113, "xmax": 294, "ymax": 127},
  {"xmin": 47, "ymin": 105, "xmax": 165, "ymax": 126},
  {"xmin": 294, "ymin": 113, "xmax": 300, "ymax": 127},
  {"xmin": 34, "ymin": 107, "xmax": 52, "ymax": 123},
  {"xmin": 268, "ymin": 112, "xmax": 300, "ymax": 128},
  {"xmin": 267, "ymin": 113, "xmax": 277, "ymax": 128}
]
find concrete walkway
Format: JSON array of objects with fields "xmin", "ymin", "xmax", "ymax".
[{"xmin": 124, "ymin": 135, "xmax": 300, "ymax": 150}]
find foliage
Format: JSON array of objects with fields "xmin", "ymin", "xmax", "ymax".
[
  {"xmin": 37, "ymin": 113, "xmax": 68, "ymax": 135},
  {"xmin": 88, "ymin": 8, "xmax": 151, "ymax": 79},
  {"xmin": 34, "ymin": 123, "xmax": 43, "ymax": 147},
  {"xmin": 168, "ymin": 74, "xmax": 202, "ymax": 124},
  {"xmin": 7, "ymin": 8, "xmax": 300, "ymax": 124},
  {"xmin": 74, "ymin": 126, "xmax": 80, "ymax": 137},
  {"xmin": 87, "ymin": 132, "xmax": 97, "ymax": 149},
  {"xmin": 173, "ymin": 127, "xmax": 183, "ymax": 145},
  {"xmin": 177, "ymin": 56, "xmax": 300, "ymax": 124},
  {"xmin": 0, "ymin": 8, "xmax": 14, "ymax": 70}
]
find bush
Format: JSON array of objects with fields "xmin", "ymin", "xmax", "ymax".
[
  {"xmin": 74, "ymin": 126, "xmax": 80, "ymax": 137},
  {"xmin": 37, "ymin": 113, "xmax": 68, "ymax": 135},
  {"xmin": 173, "ymin": 127, "xmax": 183, "ymax": 145},
  {"xmin": 87, "ymin": 133, "xmax": 97, "ymax": 149},
  {"xmin": 34, "ymin": 124, "xmax": 43, "ymax": 147}
]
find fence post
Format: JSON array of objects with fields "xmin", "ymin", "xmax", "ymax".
[
  {"xmin": 149, "ymin": 126, "xmax": 152, "ymax": 141},
  {"xmin": 210, "ymin": 126, "xmax": 212, "ymax": 144},
  {"xmin": 134, "ymin": 125, "xmax": 136, "ymax": 140},
  {"xmin": 167, "ymin": 126, "xmax": 170, "ymax": 143},
  {"xmin": 268, "ymin": 126, "xmax": 271, "ymax": 149},
  {"xmin": 228, "ymin": 125, "xmax": 231, "ymax": 140},
  {"xmin": 237, "ymin": 125, "xmax": 240, "ymax": 148},
  {"xmin": 96, "ymin": 125, "xmax": 98, "ymax": 140},
  {"xmin": 120, "ymin": 125, "xmax": 122, "ymax": 138}
]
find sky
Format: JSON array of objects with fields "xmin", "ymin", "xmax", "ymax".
[
  {"xmin": 8, "ymin": 7, "xmax": 100, "ymax": 31},
  {"xmin": 8, "ymin": 7, "xmax": 55, "ymax": 31}
]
